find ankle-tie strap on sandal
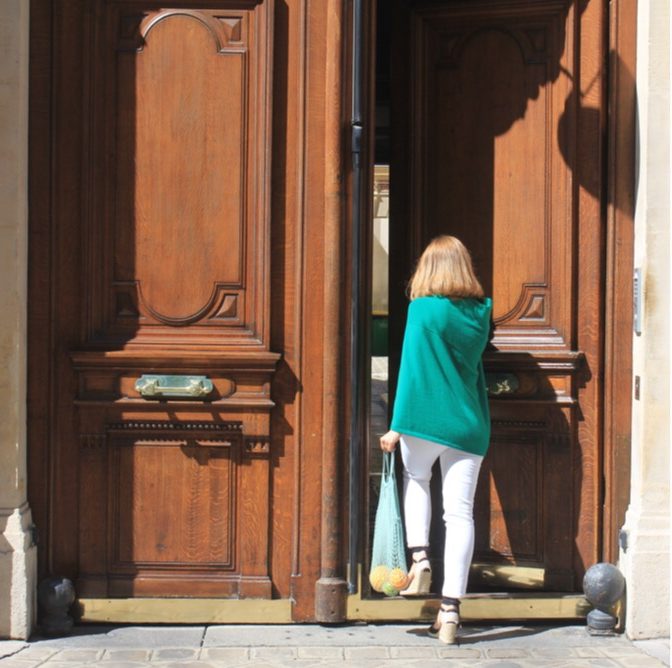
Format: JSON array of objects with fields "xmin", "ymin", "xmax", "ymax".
[{"xmin": 427, "ymin": 601, "xmax": 460, "ymax": 645}]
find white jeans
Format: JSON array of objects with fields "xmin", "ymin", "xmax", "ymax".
[{"xmin": 400, "ymin": 434, "xmax": 483, "ymax": 599}]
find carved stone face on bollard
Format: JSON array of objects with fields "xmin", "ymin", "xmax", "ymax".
[
  {"xmin": 583, "ymin": 563, "xmax": 626, "ymax": 634},
  {"xmin": 37, "ymin": 576, "xmax": 76, "ymax": 637}
]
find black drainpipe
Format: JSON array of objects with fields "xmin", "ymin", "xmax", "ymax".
[{"xmin": 348, "ymin": 0, "xmax": 364, "ymax": 595}]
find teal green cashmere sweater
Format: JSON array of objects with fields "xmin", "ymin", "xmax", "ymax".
[{"xmin": 390, "ymin": 295, "xmax": 492, "ymax": 456}]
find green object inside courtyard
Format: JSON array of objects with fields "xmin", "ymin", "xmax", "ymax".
[{"xmin": 371, "ymin": 315, "xmax": 388, "ymax": 356}]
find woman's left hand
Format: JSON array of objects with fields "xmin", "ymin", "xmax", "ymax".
[{"xmin": 380, "ymin": 430, "xmax": 401, "ymax": 452}]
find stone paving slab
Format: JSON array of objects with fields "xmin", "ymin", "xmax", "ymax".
[
  {"xmin": 0, "ymin": 624, "xmax": 668, "ymax": 667},
  {"xmin": 0, "ymin": 643, "xmax": 26, "ymax": 660},
  {"xmin": 14, "ymin": 627, "xmax": 207, "ymax": 649},
  {"xmin": 0, "ymin": 658, "xmax": 647, "ymax": 666},
  {"xmin": 635, "ymin": 640, "xmax": 671, "ymax": 666},
  {"xmin": 202, "ymin": 623, "xmax": 633, "ymax": 648}
]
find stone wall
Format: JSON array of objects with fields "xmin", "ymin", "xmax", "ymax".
[
  {"xmin": 0, "ymin": 0, "xmax": 36, "ymax": 640},
  {"xmin": 619, "ymin": 0, "xmax": 671, "ymax": 641}
]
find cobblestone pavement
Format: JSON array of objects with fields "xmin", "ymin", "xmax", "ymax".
[{"xmin": 0, "ymin": 624, "xmax": 669, "ymax": 667}]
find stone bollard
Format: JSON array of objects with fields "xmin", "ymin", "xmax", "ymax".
[
  {"xmin": 37, "ymin": 576, "xmax": 76, "ymax": 637},
  {"xmin": 582, "ymin": 563, "xmax": 625, "ymax": 635}
]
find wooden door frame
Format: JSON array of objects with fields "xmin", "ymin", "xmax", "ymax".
[
  {"xmin": 27, "ymin": 0, "xmax": 635, "ymax": 620},
  {"xmin": 601, "ymin": 0, "xmax": 636, "ymax": 563}
]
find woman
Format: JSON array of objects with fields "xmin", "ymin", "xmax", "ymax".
[{"xmin": 379, "ymin": 235, "xmax": 492, "ymax": 645}]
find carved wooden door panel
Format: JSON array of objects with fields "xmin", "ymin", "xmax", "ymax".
[
  {"xmin": 31, "ymin": 0, "xmax": 282, "ymax": 600},
  {"xmin": 390, "ymin": 0, "xmax": 605, "ymax": 591}
]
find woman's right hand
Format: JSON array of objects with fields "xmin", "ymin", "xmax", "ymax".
[{"xmin": 380, "ymin": 430, "xmax": 401, "ymax": 452}]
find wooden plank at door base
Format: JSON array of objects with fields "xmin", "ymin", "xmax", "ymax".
[
  {"xmin": 77, "ymin": 599, "xmax": 293, "ymax": 625},
  {"xmin": 345, "ymin": 566, "xmax": 589, "ymax": 622},
  {"xmin": 346, "ymin": 593, "xmax": 590, "ymax": 622},
  {"xmin": 77, "ymin": 593, "xmax": 589, "ymax": 624}
]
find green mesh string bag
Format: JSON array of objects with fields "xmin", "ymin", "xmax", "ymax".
[{"xmin": 368, "ymin": 451, "xmax": 408, "ymax": 596}]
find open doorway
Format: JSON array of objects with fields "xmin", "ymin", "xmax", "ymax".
[{"xmin": 364, "ymin": 0, "xmax": 608, "ymax": 599}]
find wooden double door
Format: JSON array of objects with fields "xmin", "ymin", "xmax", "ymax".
[{"xmin": 28, "ymin": 0, "xmax": 614, "ymax": 621}]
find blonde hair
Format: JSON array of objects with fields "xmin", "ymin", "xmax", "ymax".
[{"xmin": 408, "ymin": 235, "xmax": 484, "ymax": 300}]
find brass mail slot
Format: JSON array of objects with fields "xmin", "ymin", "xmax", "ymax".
[{"xmin": 135, "ymin": 375, "xmax": 214, "ymax": 399}]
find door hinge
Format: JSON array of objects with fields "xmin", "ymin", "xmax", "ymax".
[
  {"xmin": 619, "ymin": 528, "xmax": 628, "ymax": 553},
  {"xmin": 351, "ymin": 123, "xmax": 363, "ymax": 167},
  {"xmin": 633, "ymin": 267, "xmax": 642, "ymax": 335}
]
